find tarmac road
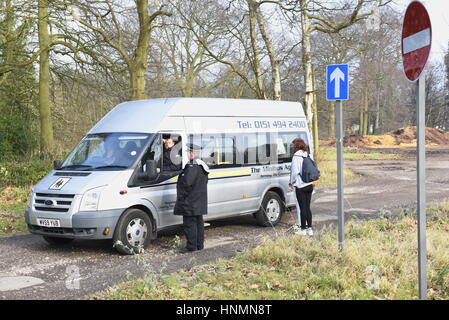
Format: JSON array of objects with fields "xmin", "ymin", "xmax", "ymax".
[{"xmin": 1, "ymin": 148, "xmax": 449, "ymax": 300}]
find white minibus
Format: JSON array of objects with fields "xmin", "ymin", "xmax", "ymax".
[{"xmin": 25, "ymin": 98, "xmax": 312, "ymax": 254}]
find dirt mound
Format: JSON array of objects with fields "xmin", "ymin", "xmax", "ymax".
[{"xmin": 320, "ymin": 126, "xmax": 449, "ymax": 147}]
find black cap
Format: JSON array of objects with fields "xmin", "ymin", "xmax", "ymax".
[{"xmin": 186, "ymin": 143, "xmax": 201, "ymax": 152}]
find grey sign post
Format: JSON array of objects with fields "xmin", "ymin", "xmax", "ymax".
[
  {"xmin": 336, "ymin": 100, "xmax": 344, "ymax": 251},
  {"xmin": 401, "ymin": 1, "xmax": 431, "ymax": 300},
  {"xmin": 326, "ymin": 64, "xmax": 349, "ymax": 251},
  {"xmin": 416, "ymin": 76, "xmax": 427, "ymax": 299}
]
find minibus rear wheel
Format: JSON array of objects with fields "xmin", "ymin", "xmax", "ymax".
[
  {"xmin": 255, "ymin": 191, "xmax": 284, "ymax": 227},
  {"xmin": 113, "ymin": 208, "xmax": 153, "ymax": 255}
]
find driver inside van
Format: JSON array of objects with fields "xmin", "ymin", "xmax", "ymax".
[
  {"xmin": 102, "ymin": 136, "xmax": 120, "ymax": 165},
  {"xmin": 162, "ymin": 134, "xmax": 182, "ymax": 172}
]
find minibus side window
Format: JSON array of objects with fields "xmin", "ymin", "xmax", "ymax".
[
  {"xmin": 276, "ymin": 132, "xmax": 308, "ymax": 163},
  {"xmin": 141, "ymin": 135, "xmax": 162, "ymax": 172},
  {"xmin": 257, "ymin": 132, "xmax": 272, "ymax": 165},
  {"xmin": 218, "ymin": 135, "xmax": 236, "ymax": 167},
  {"xmin": 189, "ymin": 134, "xmax": 239, "ymax": 169},
  {"xmin": 200, "ymin": 135, "xmax": 218, "ymax": 167},
  {"xmin": 235, "ymin": 133, "xmax": 257, "ymax": 166}
]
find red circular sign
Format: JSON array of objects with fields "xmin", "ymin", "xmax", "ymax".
[{"xmin": 401, "ymin": 1, "xmax": 432, "ymax": 82}]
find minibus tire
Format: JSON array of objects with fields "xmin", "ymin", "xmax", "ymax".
[
  {"xmin": 255, "ymin": 191, "xmax": 284, "ymax": 227},
  {"xmin": 113, "ymin": 208, "xmax": 153, "ymax": 255},
  {"xmin": 43, "ymin": 236, "xmax": 74, "ymax": 245}
]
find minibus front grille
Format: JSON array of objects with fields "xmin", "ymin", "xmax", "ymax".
[
  {"xmin": 29, "ymin": 225, "xmax": 97, "ymax": 236},
  {"xmin": 56, "ymin": 201, "xmax": 72, "ymax": 206},
  {"xmin": 35, "ymin": 207, "xmax": 69, "ymax": 212},
  {"xmin": 36, "ymin": 193, "xmax": 75, "ymax": 198},
  {"xmin": 54, "ymin": 172, "xmax": 91, "ymax": 177},
  {"xmin": 34, "ymin": 193, "xmax": 74, "ymax": 213}
]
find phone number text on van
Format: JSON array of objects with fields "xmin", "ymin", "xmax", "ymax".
[{"xmin": 237, "ymin": 120, "xmax": 307, "ymax": 129}]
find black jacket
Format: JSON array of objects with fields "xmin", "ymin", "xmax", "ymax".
[
  {"xmin": 174, "ymin": 159, "xmax": 209, "ymax": 216},
  {"xmin": 163, "ymin": 146, "xmax": 182, "ymax": 172}
]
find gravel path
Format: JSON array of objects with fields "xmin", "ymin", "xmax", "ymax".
[{"xmin": 1, "ymin": 148, "xmax": 448, "ymax": 300}]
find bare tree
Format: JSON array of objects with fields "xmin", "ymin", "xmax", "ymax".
[
  {"xmin": 38, "ymin": 0, "xmax": 55, "ymax": 156},
  {"xmin": 252, "ymin": 0, "xmax": 282, "ymax": 100},
  {"xmin": 68, "ymin": 0, "xmax": 172, "ymax": 100},
  {"xmin": 0, "ymin": 0, "xmax": 40, "ymax": 77},
  {"xmin": 153, "ymin": 0, "xmax": 231, "ymax": 97},
  {"xmin": 279, "ymin": 0, "xmax": 392, "ymax": 156},
  {"xmin": 183, "ymin": 0, "xmax": 285, "ymax": 100}
]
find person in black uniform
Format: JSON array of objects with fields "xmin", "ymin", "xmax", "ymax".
[
  {"xmin": 174, "ymin": 143, "xmax": 210, "ymax": 253},
  {"xmin": 162, "ymin": 134, "xmax": 182, "ymax": 172}
]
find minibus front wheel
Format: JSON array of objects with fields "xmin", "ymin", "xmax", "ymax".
[
  {"xmin": 113, "ymin": 208, "xmax": 153, "ymax": 255},
  {"xmin": 255, "ymin": 191, "xmax": 284, "ymax": 227}
]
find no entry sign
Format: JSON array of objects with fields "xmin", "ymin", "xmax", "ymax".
[
  {"xmin": 402, "ymin": 1, "xmax": 431, "ymax": 300},
  {"xmin": 401, "ymin": 1, "xmax": 432, "ymax": 82}
]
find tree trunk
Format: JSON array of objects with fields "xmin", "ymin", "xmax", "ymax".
[
  {"xmin": 129, "ymin": 65, "xmax": 147, "ymax": 100},
  {"xmin": 254, "ymin": 2, "xmax": 281, "ymax": 100},
  {"xmin": 300, "ymin": 0, "xmax": 314, "ymax": 130},
  {"xmin": 312, "ymin": 66, "xmax": 319, "ymax": 158},
  {"xmin": 247, "ymin": 0, "xmax": 266, "ymax": 99},
  {"xmin": 374, "ymin": 78, "xmax": 382, "ymax": 134},
  {"xmin": 329, "ymin": 101, "xmax": 335, "ymax": 138},
  {"xmin": 363, "ymin": 85, "xmax": 369, "ymax": 135},
  {"xmin": 366, "ymin": 110, "xmax": 371, "ymax": 135},
  {"xmin": 129, "ymin": 0, "xmax": 151, "ymax": 100},
  {"xmin": 38, "ymin": 0, "xmax": 54, "ymax": 157},
  {"xmin": 359, "ymin": 91, "xmax": 365, "ymax": 136}
]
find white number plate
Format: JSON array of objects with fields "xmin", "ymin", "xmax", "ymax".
[{"xmin": 37, "ymin": 218, "xmax": 60, "ymax": 228}]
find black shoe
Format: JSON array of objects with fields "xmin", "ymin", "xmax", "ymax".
[
  {"xmin": 179, "ymin": 247, "xmax": 196, "ymax": 253},
  {"xmin": 197, "ymin": 246, "xmax": 204, "ymax": 251}
]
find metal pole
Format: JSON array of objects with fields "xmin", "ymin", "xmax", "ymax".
[
  {"xmin": 416, "ymin": 76, "xmax": 427, "ymax": 300},
  {"xmin": 336, "ymin": 100, "xmax": 344, "ymax": 251}
]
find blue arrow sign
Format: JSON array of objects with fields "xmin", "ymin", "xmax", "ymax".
[{"xmin": 326, "ymin": 64, "xmax": 349, "ymax": 101}]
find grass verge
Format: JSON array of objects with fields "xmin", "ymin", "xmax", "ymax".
[
  {"xmin": 0, "ymin": 186, "xmax": 31, "ymax": 236},
  {"xmin": 316, "ymin": 146, "xmax": 402, "ymax": 162},
  {"xmin": 316, "ymin": 147, "xmax": 401, "ymax": 187},
  {"xmin": 91, "ymin": 203, "xmax": 449, "ymax": 300}
]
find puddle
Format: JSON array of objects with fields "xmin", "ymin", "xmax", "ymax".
[{"xmin": 0, "ymin": 276, "xmax": 44, "ymax": 291}]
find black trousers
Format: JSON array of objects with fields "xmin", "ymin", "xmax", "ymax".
[
  {"xmin": 182, "ymin": 215, "xmax": 204, "ymax": 251},
  {"xmin": 295, "ymin": 184, "xmax": 314, "ymax": 229}
]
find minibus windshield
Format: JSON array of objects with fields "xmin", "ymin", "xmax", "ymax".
[{"xmin": 59, "ymin": 133, "xmax": 152, "ymax": 171}]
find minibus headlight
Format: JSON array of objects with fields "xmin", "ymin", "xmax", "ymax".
[
  {"xmin": 80, "ymin": 187, "xmax": 104, "ymax": 211},
  {"xmin": 28, "ymin": 191, "xmax": 34, "ymax": 208}
]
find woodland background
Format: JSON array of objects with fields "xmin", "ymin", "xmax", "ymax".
[{"xmin": 1, "ymin": 0, "xmax": 448, "ymax": 162}]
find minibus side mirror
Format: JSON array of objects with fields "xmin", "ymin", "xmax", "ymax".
[
  {"xmin": 144, "ymin": 159, "xmax": 158, "ymax": 181},
  {"xmin": 54, "ymin": 160, "xmax": 62, "ymax": 169}
]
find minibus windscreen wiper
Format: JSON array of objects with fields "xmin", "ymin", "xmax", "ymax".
[
  {"xmin": 58, "ymin": 164, "xmax": 93, "ymax": 170},
  {"xmin": 91, "ymin": 165, "xmax": 128, "ymax": 170}
]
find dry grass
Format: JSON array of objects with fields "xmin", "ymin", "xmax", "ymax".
[
  {"xmin": 315, "ymin": 147, "xmax": 401, "ymax": 187},
  {"xmin": 315, "ymin": 161, "xmax": 359, "ymax": 187},
  {"xmin": 0, "ymin": 186, "xmax": 30, "ymax": 235},
  {"xmin": 92, "ymin": 203, "xmax": 449, "ymax": 300}
]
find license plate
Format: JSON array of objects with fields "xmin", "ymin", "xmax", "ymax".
[{"xmin": 37, "ymin": 218, "xmax": 60, "ymax": 228}]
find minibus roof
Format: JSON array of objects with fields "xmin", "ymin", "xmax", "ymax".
[{"xmin": 89, "ymin": 98, "xmax": 305, "ymax": 134}]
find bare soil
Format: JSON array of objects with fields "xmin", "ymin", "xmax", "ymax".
[{"xmin": 321, "ymin": 126, "xmax": 449, "ymax": 148}]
